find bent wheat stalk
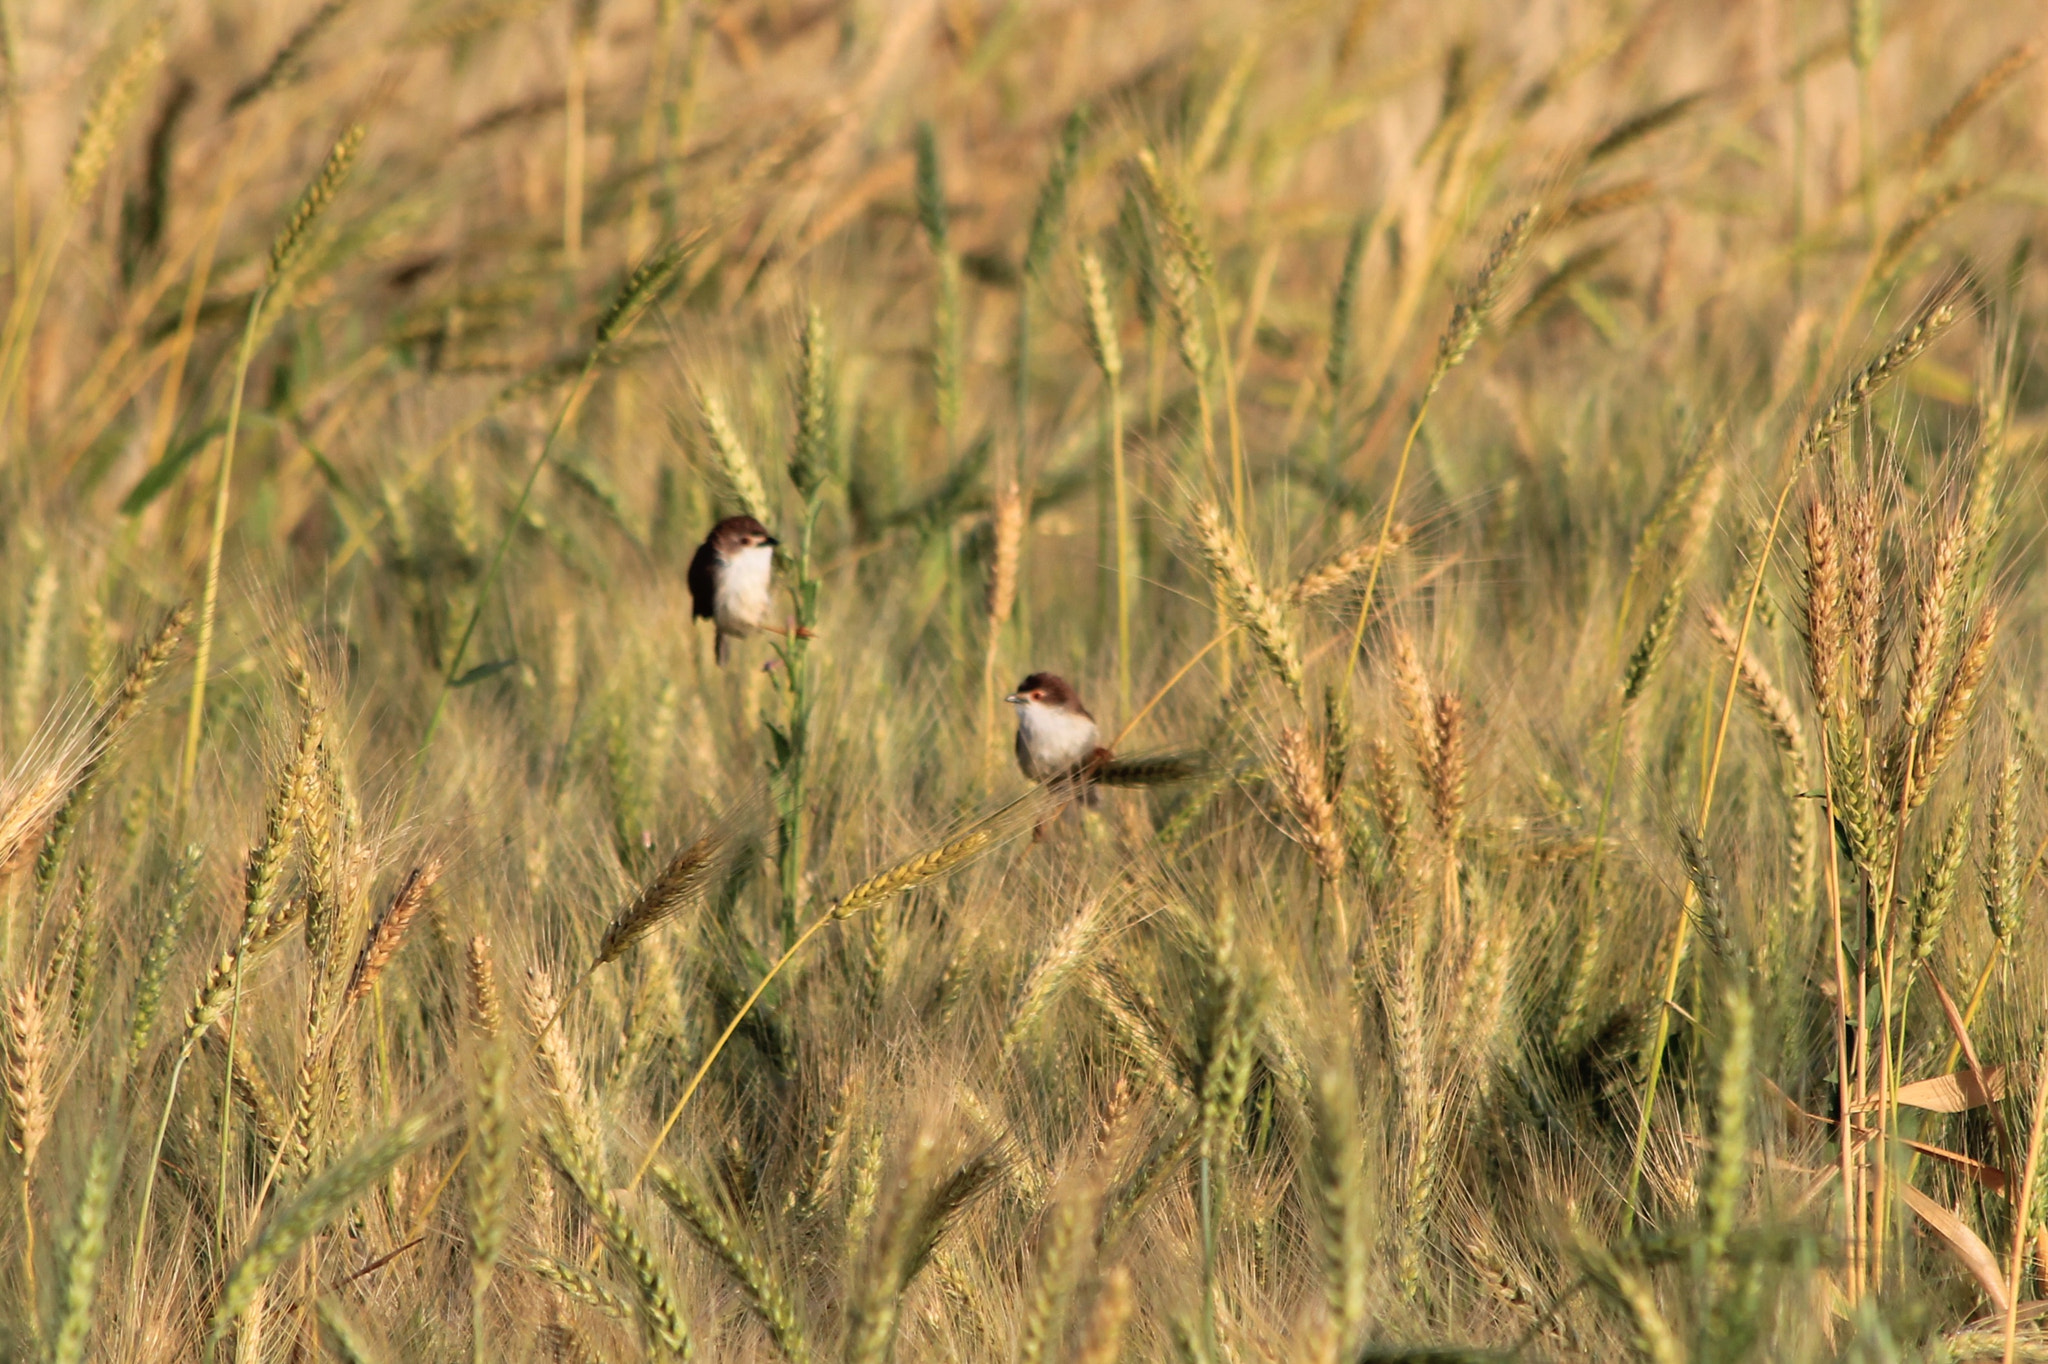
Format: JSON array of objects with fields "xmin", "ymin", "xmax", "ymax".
[{"xmin": 626, "ymin": 817, "xmax": 1013, "ymax": 1190}]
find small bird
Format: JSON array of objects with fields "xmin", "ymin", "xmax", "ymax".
[
  {"xmin": 688, "ymin": 515, "xmax": 780, "ymax": 665},
  {"xmin": 1006, "ymin": 672, "xmax": 1109, "ymax": 805}
]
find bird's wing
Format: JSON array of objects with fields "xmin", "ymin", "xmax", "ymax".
[{"xmin": 687, "ymin": 541, "xmax": 718, "ymax": 620}]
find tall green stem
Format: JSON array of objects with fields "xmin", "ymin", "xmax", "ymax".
[
  {"xmin": 177, "ymin": 287, "xmax": 268, "ymax": 817},
  {"xmin": 1108, "ymin": 364, "xmax": 1131, "ymax": 713},
  {"xmin": 1342, "ymin": 390, "xmax": 1436, "ymax": 684},
  {"xmin": 771, "ymin": 501, "xmax": 823, "ymax": 947},
  {"xmin": 1623, "ymin": 470, "xmax": 1802, "ymax": 1228},
  {"xmin": 214, "ymin": 954, "xmax": 245, "ymax": 1253},
  {"xmin": 417, "ymin": 357, "xmax": 600, "ymax": 763}
]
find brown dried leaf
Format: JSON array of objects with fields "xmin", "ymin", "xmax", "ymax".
[
  {"xmin": 1856, "ymin": 1068, "xmax": 2006, "ymax": 1112},
  {"xmin": 1901, "ymin": 1182, "xmax": 2009, "ymax": 1312}
]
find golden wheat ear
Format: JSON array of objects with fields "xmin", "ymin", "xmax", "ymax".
[{"xmin": 1093, "ymin": 750, "xmax": 1210, "ymax": 788}]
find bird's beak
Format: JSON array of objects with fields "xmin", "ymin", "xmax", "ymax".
[
  {"xmin": 762, "ymin": 535, "xmax": 780, "ymax": 548},
  {"xmin": 1004, "ymin": 693, "xmax": 1025, "ymax": 705}
]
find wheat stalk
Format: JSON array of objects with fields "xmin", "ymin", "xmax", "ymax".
[
  {"xmin": 698, "ymin": 387, "xmax": 772, "ymax": 522},
  {"xmin": 1288, "ymin": 524, "xmax": 1413, "ymax": 605},
  {"xmin": 126, "ymin": 842, "xmax": 203, "ymax": 1070},
  {"xmin": 543, "ymin": 1125, "xmax": 693, "ymax": 1361},
  {"xmin": 1702, "ymin": 602, "xmax": 1806, "ymax": 762},
  {"xmin": 1910, "ymin": 603, "xmax": 1998, "ymax": 813},
  {"xmin": 315, "ymin": 1294, "xmax": 386, "ymax": 1363},
  {"xmin": 632, "ymin": 822, "xmax": 1002, "ymax": 1190},
  {"xmin": 1074, "ymin": 1264, "xmax": 1134, "ymax": 1364},
  {"xmin": 1310, "ymin": 1057, "xmax": 1366, "ymax": 1358},
  {"xmin": 527, "ymin": 1254, "xmax": 633, "ymax": 1320},
  {"xmin": 1017, "ymin": 1167, "xmax": 1100, "ymax": 1364},
  {"xmin": 1805, "ymin": 498, "xmax": 1844, "ymax": 720},
  {"xmin": 467, "ymin": 935, "xmax": 503, "ymax": 1040},
  {"xmin": 1278, "ymin": 726, "xmax": 1346, "ymax": 886},
  {"xmin": 1985, "ymin": 755, "xmax": 2024, "ymax": 950},
  {"xmin": 9, "ymin": 561, "xmax": 57, "ymax": 753},
  {"xmin": 524, "ymin": 966, "xmax": 600, "ymax": 1160},
  {"xmin": 342, "ymin": 860, "xmax": 441, "ymax": 1010},
  {"xmin": 1082, "ymin": 248, "xmax": 1134, "ymax": 710},
  {"xmin": 6, "ymin": 978, "xmax": 52, "ymax": 1307},
  {"xmin": 268, "ymin": 121, "xmax": 365, "ymax": 286},
  {"xmin": 1003, "ymin": 896, "xmax": 1109, "ymax": 1055},
  {"xmin": 49, "ymin": 1133, "xmax": 117, "ymax": 1364},
  {"xmin": 467, "ymin": 1025, "xmax": 517, "ymax": 1363},
  {"xmin": 1799, "ymin": 287, "xmax": 1962, "ymax": 462},
  {"xmin": 1921, "ymin": 41, "xmax": 2039, "ymax": 168},
  {"xmin": 594, "ymin": 833, "xmax": 719, "ymax": 969},
  {"xmin": 1903, "ymin": 512, "xmax": 1968, "ymax": 730},
  {"xmin": 0, "ymin": 763, "xmax": 78, "ymax": 886},
  {"xmin": 210, "ymin": 1115, "xmax": 431, "ymax": 1349},
  {"xmin": 1909, "ymin": 803, "xmax": 1971, "ymax": 967},
  {"xmin": 656, "ymin": 1166, "xmax": 810, "ymax": 1363},
  {"xmin": 1189, "ymin": 500, "xmax": 1302, "ymax": 699}
]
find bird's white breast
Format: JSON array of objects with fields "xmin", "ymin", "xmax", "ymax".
[
  {"xmin": 715, "ymin": 544, "xmax": 776, "ymax": 633},
  {"xmin": 1016, "ymin": 701, "xmax": 1099, "ymax": 780}
]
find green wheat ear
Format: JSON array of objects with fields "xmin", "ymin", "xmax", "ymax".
[
  {"xmin": 596, "ymin": 231, "xmax": 699, "ymax": 344},
  {"xmin": 209, "ymin": 1115, "xmax": 432, "ymax": 1349},
  {"xmin": 64, "ymin": 25, "xmax": 166, "ymax": 206},
  {"xmin": 270, "ymin": 121, "xmax": 367, "ymax": 283}
]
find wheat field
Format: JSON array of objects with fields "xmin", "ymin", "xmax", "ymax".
[{"xmin": 1, "ymin": 0, "xmax": 2046, "ymax": 1359}]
